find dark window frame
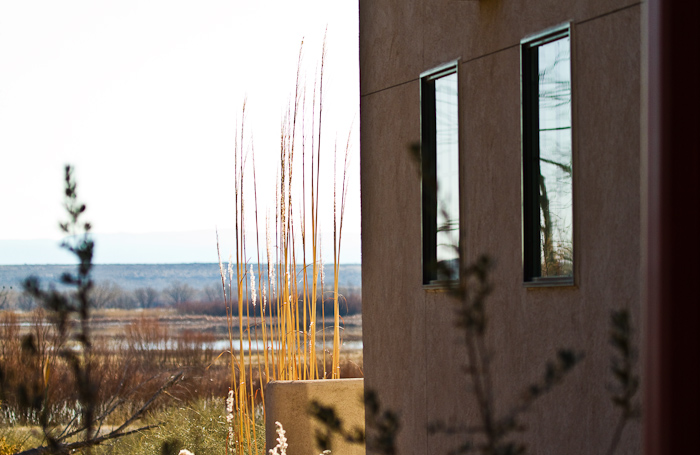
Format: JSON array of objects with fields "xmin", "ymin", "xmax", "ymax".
[
  {"xmin": 521, "ymin": 24, "xmax": 575, "ymax": 286},
  {"xmin": 420, "ymin": 60, "xmax": 460, "ymax": 287}
]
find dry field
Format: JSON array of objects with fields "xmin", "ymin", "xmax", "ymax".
[
  {"xmin": 7, "ymin": 308, "xmax": 363, "ymax": 355},
  {"xmin": 0, "ymin": 308, "xmax": 363, "ymax": 428}
]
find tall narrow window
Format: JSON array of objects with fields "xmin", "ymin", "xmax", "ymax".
[
  {"xmin": 421, "ymin": 62, "xmax": 459, "ymax": 285},
  {"xmin": 522, "ymin": 26, "xmax": 573, "ymax": 284}
]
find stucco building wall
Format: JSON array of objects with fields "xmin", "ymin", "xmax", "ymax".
[{"xmin": 360, "ymin": 1, "xmax": 643, "ymax": 454}]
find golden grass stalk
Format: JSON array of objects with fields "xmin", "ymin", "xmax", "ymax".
[{"xmin": 332, "ymin": 131, "xmax": 352, "ymax": 379}]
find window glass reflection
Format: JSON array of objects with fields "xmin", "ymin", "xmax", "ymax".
[
  {"xmin": 435, "ymin": 73, "xmax": 459, "ymax": 279},
  {"xmin": 537, "ymin": 37, "xmax": 572, "ymax": 277}
]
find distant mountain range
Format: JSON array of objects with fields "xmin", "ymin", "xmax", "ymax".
[
  {"xmin": 0, "ymin": 230, "xmax": 362, "ymax": 265},
  {"xmin": 0, "ymin": 263, "xmax": 362, "ymax": 291}
]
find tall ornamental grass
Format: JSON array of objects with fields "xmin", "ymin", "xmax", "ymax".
[{"xmin": 217, "ymin": 37, "xmax": 353, "ymax": 455}]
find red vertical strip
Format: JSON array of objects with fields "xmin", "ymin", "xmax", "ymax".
[{"xmin": 646, "ymin": 1, "xmax": 700, "ymax": 454}]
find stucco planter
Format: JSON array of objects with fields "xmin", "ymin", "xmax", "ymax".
[{"xmin": 265, "ymin": 378, "xmax": 365, "ymax": 455}]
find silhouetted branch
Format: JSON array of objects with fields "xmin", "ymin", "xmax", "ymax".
[{"xmin": 11, "ymin": 165, "xmax": 186, "ymax": 455}]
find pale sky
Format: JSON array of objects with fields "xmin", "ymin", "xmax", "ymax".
[{"xmin": 0, "ymin": 1, "xmax": 360, "ymax": 264}]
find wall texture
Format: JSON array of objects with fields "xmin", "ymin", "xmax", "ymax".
[
  {"xmin": 265, "ymin": 379, "xmax": 365, "ymax": 455},
  {"xmin": 360, "ymin": 1, "xmax": 643, "ymax": 454}
]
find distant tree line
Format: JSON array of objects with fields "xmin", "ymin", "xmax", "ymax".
[{"xmin": 0, "ymin": 282, "xmax": 362, "ymax": 315}]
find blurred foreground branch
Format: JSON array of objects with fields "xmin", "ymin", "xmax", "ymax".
[{"xmin": 5, "ymin": 165, "xmax": 184, "ymax": 455}]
